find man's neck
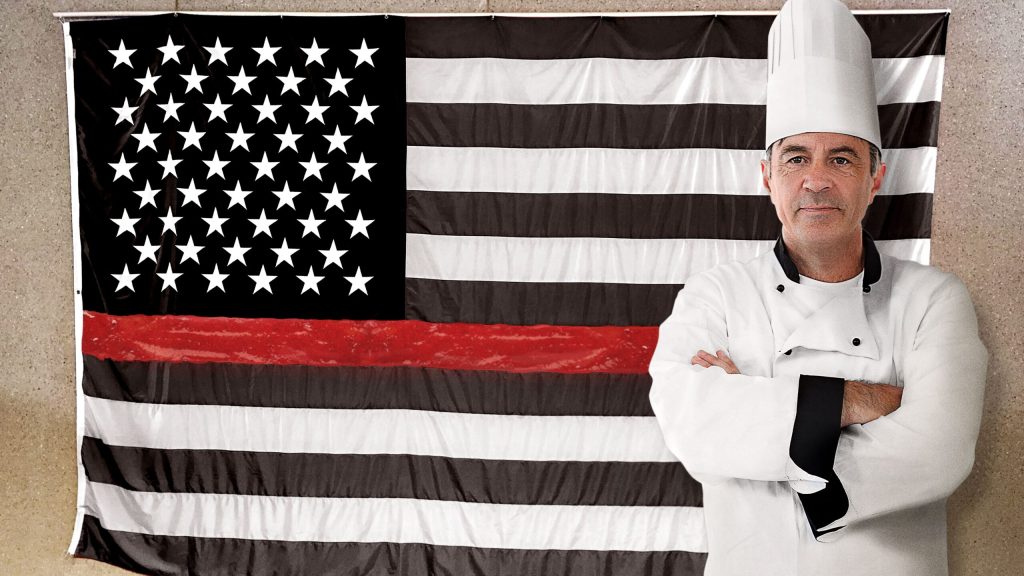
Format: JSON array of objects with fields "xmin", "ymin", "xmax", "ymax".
[{"xmin": 783, "ymin": 229, "xmax": 865, "ymax": 283}]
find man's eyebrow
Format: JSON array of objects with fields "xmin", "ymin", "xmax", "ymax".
[
  {"xmin": 779, "ymin": 144, "xmax": 811, "ymax": 156},
  {"xmin": 828, "ymin": 146, "xmax": 861, "ymax": 158}
]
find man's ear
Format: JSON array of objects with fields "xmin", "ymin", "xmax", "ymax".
[
  {"xmin": 868, "ymin": 162, "xmax": 886, "ymax": 205},
  {"xmin": 761, "ymin": 159, "xmax": 773, "ymax": 200}
]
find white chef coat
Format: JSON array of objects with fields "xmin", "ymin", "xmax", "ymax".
[{"xmin": 648, "ymin": 232, "xmax": 987, "ymax": 576}]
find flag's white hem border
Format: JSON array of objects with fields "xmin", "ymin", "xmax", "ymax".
[
  {"xmin": 53, "ymin": 9, "xmax": 950, "ymax": 20},
  {"xmin": 62, "ymin": 20, "xmax": 88, "ymax": 557}
]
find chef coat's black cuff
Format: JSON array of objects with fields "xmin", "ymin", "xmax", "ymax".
[{"xmin": 790, "ymin": 374, "xmax": 849, "ymax": 537}]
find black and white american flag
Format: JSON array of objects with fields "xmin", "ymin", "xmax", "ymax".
[{"xmin": 64, "ymin": 12, "xmax": 947, "ymax": 575}]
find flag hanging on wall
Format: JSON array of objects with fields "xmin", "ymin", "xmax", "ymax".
[{"xmin": 63, "ymin": 11, "xmax": 947, "ymax": 575}]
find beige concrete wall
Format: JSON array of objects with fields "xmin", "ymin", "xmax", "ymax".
[{"xmin": 1, "ymin": 0, "xmax": 1021, "ymax": 574}]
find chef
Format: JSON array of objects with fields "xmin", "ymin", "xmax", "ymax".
[{"xmin": 647, "ymin": 0, "xmax": 988, "ymax": 574}]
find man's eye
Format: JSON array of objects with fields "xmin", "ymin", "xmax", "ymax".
[
  {"xmin": 833, "ymin": 157, "xmax": 851, "ymax": 165},
  {"xmin": 786, "ymin": 157, "xmax": 805, "ymax": 164}
]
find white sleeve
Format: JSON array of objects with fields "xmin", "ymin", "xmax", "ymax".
[
  {"xmin": 807, "ymin": 277, "xmax": 988, "ymax": 542},
  {"xmin": 648, "ymin": 273, "xmax": 840, "ymax": 487}
]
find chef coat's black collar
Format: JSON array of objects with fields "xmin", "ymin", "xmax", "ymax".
[{"xmin": 773, "ymin": 229, "xmax": 881, "ymax": 287}]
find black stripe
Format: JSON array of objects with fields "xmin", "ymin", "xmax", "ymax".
[
  {"xmin": 406, "ymin": 14, "xmax": 947, "ymax": 59},
  {"xmin": 83, "ymin": 356, "xmax": 654, "ymax": 416},
  {"xmin": 82, "ymin": 437, "xmax": 701, "ymax": 507},
  {"xmin": 76, "ymin": 514, "xmax": 708, "ymax": 576},
  {"xmin": 407, "ymin": 102, "xmax": 939, "ymax": 150},
  {"xmin": 406, "ymin": 279, "xmax": 683, "ymax": 327},
  {"xmin": 408, "ymin": 192, "xmax": 932, "ymax": 240}
]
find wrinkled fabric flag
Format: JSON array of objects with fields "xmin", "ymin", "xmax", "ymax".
[{"xmin": 63, "ymin": 12, "xmax": 947, "ymax": 575}]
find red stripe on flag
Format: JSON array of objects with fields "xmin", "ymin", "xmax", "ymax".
[{"xmin": 82, "ymin": 311, "xmax": 659, "ymax": 374}]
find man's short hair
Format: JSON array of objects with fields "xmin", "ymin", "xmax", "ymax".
[{"xmin": 764, "ymin": 138, "xmax": 881, "ymax": 176}]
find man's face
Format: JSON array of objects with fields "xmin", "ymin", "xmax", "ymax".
[{"xmin": 760, "ymin": 132, "xmax": 886, "ymax": 247}]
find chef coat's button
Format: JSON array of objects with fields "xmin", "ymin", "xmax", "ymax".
[
  {"xmin": 784, "ymin": 349, "xmax": 792, "ymax": 355},
  {"xmin": 776, "ymin": 284, "xmax": 785, "ymax": 292},
  {"xmin": 863, "ymin": 285, "xmax": 871, "ymax": 293},
  {"xmin": 852, "ymin": 338, "xmax": 861, "ymax": 346}
]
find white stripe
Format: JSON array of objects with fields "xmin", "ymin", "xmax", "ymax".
[
  {"xmin": 83, "ymin": 481, "xmax": 707, "ymax": 552},
  {"xmin": 408, "ymin": 56, "xmax": 943, "ymax": 106},
  {"xmin": 83, "ymin": 396, "xmax": 676, "ymax": 462},
  {"xmin": 406, "ymin": 236, "xmax": 931, "ymax": 283},
  {"xmin": 55, "ymin": 9, "xmax": 949, "ymax": 18},
  {"xmin": 64, "ymin": 21, "xmax": 89, "ymax": 556},
  {"xmin": 408, "ymin": 146, "xmax": 936, "ymax": 196}
]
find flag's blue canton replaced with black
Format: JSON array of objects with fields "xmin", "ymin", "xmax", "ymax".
[{"xmin": 73, "ymin": 15, "xmax": 406, "ymax": 320}]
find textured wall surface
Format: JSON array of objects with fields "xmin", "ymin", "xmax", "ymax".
[{"xmin": 1, "ymin": 1, "xmax": 1021, "ymax": 574}]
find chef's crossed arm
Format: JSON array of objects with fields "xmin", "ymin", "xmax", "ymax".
[{"xmin": 648, "ymin": 270, "xmax": 988, "ymax": 542}]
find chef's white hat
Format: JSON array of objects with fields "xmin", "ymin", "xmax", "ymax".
[{"xmin": 765, "ymin": 0, "xmax": 881, "ymax": 150}]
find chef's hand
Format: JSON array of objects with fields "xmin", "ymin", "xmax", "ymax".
[
  {"xmin": 691, "ymin": 350, "xmax": 740, "ymax": 374},
  {"xmin": 841, "ymin": 381, "xmax": 903, "ymax": 428}
]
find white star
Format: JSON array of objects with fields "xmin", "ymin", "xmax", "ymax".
[
  {"xmin": 253, "ymin": 96, "xmax": 280, "ymax": 124},
  {"xmin": 157, "ymin": 264, "xmax": 183, "ymax": 291},
  {"xmin": 302, "ymin": 96, "xmax": 329, "ymax": 125},
  {"xmin": 271, "ymin": 238, "xmax": 298, "ymax": 267},
  {"xmin": 350, "ymin": 96, "xmax": 378, "ymax": 125},
  {"xmin": 297, "ymin": 210, "xmax": 324, "ymax": 238},
  {"xmin": 157, "ymin": 95, "xmax": 184, "ymax": 123},
  {"xmin": 299, "ymin": 151, "xmax": 327, "ymax": 181},
  {"xmin": 157, "ymin": 36, "xmax": 184, "ymax": 64},
  {"xmin": 321, "ymin": 183, "xmax": 349, "ymax": 212},
  {"xmin": 223, "ymin": 182, "xmax": 252, "ymax": 210},
  {"xmin": 253, "ymin": 37, "xmax": 281, "ymax": 67},
  {"xmin": 131, "ymin": 124, "xmax": 159, "ymax": 152},
  {"xmin": 297, "ymin": 266, "xmax": 324, "ymax": 294},
  {"xmin": 177, "ymin": 236, "xmax": 204, "ymax": 264},
  {"xmin": 135, "ymin": 68, "xmax": 161, "ymax": 95},
  {"xmin": 180, "ymin": 65, "xmax": 208, "ymax": 94},
  {"xmin": 203, "ymin": 37, "xmax": 232, "ymax": 65},
  {"xmin": 347, "ymin": 153, "xmax": 375, "ymax": 182},
  {"xmin": 248, "ymin": 209, "xmax": 276, "ymax": 238},
  {"xmin": 224, "ymin": 238, "xmax": 250, "ymax": 266},
  {"xmin": 108, "ymin": 40, "xmax": 135, "ymax": 69},
  {"xmin": 323, "ymin": 127, "xmax": 352, "ymax": 154},
  {"xmin": 302, "ymin": 38, "xmax": 329, "ymax": 66},
  {"xmin": 319, "ymin": 240, "xmax": 347, "ymax": 269},
  {"xmin": 111, "ymin": 264, "xmax": 140, "ymax": 292},
  {"xmin": 249, "ymin": 265, "xmax": 276, "ymax": 294},
  {"xmin": 202, "ymin": 208, "xmax": 229, "ymax": 237},
  {"xmin": 346, "ymin": 210, "xmax": 373, "ymax": 239},
  {"xmin": 134, "ymin": 236, "xmax": 160, "ymax": 264},
  {"xmin": 344, "ymin": 266, "xmax": 372, "ymax": 295},
  {"xmin": 226, "ymin": 124, "xmax": 254, "ymax": 151},
  {"xmin": 276, "ymin": 67, "xmax": 305, "ymax": 95},
  {"xmin": 112, "ymin": 98, "xmax": 139, "ymax": 126},
  {"xmin": 157, "ymin": 151, "xmax": 182, "ymax": 179},
  {"xmin": 133, "ymin": 180, "xmax": 160, "ymax": 208},
  {"xmin": 203, "ymin": 264, "xmax": 229, "ymax": 292},
  {"xmin": 274, "ymin": 125, "xmax": 302, "ymax": 153},
  {"xmin": 110, "ymin": 209, "xmax": 139, "ymax": 237},
  {"xmin": 178, "ymin": 178, "xmax": 206, "ymax": 207},
  {"xmin": 204, "ymin": 95, "xmax": 231, "ymax": 123},
  {"xmin": 159, "ymin": 207, "xmax": 182, "ymax": 236},
  {"xmin": 272, "ymin": 182, "xmax": 300, "ymax": 210},
  {"xmin": 350, "ymin": 38, "xmax": 378, "ymax": 68},
  {"xmin": 251, "ymin": 152, "xmax": 278, "ymax": 181},
  {"xmin": 228, "ymin": 66, "xmax": 256, "ymax": 95},
  {"xmin": 109, "ymin": 153, "xmax": 137, "ymax": 181},
  {"xmin": 178, "ymin": 122, "xmax": 206, "ymax": 151},
  {"xmin": 203, "ymin": 151, "xmax": 230, "ymax": 180},
  {"xmin": 324, "ymin": 69, "xmax": 353, "ymax": 97}
]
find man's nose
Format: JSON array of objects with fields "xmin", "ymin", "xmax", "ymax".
[{"xmin": 801, "ymin": 161, "xmax": 833, "ymax": 192}]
